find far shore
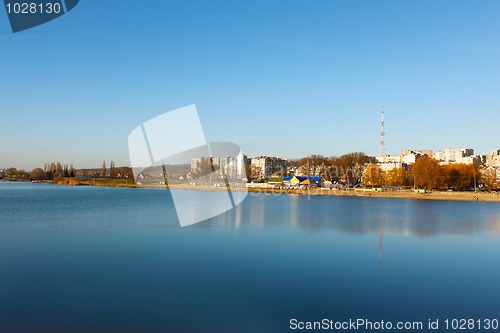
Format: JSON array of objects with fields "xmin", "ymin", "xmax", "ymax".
[
  {"xmin": 167, "ymin": 184, "xmax": 500, "ymax": 202},
  {"xmin": 3, "ymin": 179, "xmax": 499, "ymax": 202}
]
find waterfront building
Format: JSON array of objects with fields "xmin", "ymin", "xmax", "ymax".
[
  {"xmin": 251, "ymin": 156, "xmax": 287, "ymax": 179},
  {"xmin": 191, "ymin": 154, "xmax": 248, "ymax": 180}
]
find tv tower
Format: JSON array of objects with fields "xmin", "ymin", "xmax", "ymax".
[{"xmin": 380, "ymin": 105, "xmax": 385, "ymax": 157}]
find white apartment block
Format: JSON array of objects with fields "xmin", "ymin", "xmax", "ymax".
[
  {"xmin": 376, "ymin": 154, "xmax": 408, "ymax": 171},
  {"xmin": 191, "ymin": 155, "xmax": 248, "ymax": 180},
  {"xmin": 492, "ymin": 156, "xmax": 500, "ymax": 168},
  {"xmin": 235, "ymin": 154, "xmax": 248, "ymax": 180},
  {"xmin": 488, "ymin": 149, "xmax": 500, "ymax": 168},
  {"xmin": 251, "ymin": 156, "xmax": 287, "ymax": 178},
  {"xmin": 433, "ymin": 148, "xmax": 474, "ymax": 163}
]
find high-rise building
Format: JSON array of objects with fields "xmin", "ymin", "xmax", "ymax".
[
  {"xmin": 251, "ymin": 156, "xmax": 287, "ymax": 179},
  {"xmin": 433, "ymin": 148, "xmax": 474, "ymax": 163}
]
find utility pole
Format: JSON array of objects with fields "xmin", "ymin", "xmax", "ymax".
[{"xmin": 380, "ymin": 105, "xmax": 385, "ymax": 157}]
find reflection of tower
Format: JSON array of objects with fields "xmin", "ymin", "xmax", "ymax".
[
  {"xmin": 380, "ymin": 106, "xmax": 385, "ymax": 157},
  {"xmin": 378, "ymin": 223, "xmax": 384, "ymax": 268}
]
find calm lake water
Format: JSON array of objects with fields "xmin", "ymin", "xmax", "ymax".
[{"xmin": 1, "ymin": 182, "xmax": 500, "ymax": 332}]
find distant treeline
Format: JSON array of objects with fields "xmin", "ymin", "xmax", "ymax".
[{"xmin": 0, "ymin": 160, "xmax": 133, "ymax": 181}]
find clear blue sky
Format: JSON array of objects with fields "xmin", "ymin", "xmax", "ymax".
[{"xmin": 1, "ymin": 0, "xmax": 499, "ymax": 169}]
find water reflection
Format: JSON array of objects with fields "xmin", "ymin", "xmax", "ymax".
[
  {"xmin": 378, "ymin": 224, "xmax": 384, "ymax": 267},
  {"xmin": 210, "ymin": 193, "xmax": 500, "ymax": 238}
]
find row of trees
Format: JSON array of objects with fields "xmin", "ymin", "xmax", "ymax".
[
  {"xmin": 296, "ymin": 152, "xmax": 377, "ymax": 183},
  {"xmin": 1, "ymin": 168, "xmax": 30, "ymax": 181},
  {"xmin": 1, "ymin": 161, "xmax": 134, "ymax": 181},
  {"xmin": 363, "ymin": 156, "xmax": 481, "ymax": 190},
  {"xmin": 294, "ymin": 153, "xmax": 493, "ymax": 191}
]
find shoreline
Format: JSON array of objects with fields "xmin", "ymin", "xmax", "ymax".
[
  {"xmin": 169, "ymin": 185, "xmax": 500, "ymax": 202},
  {"xmin": 3, "ymin": 180, "xmax": 499, "ymax": 202}
]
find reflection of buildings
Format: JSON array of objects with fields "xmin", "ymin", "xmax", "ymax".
[
  {"xmin": 199, "ymin": 195, "xmax": 500, "ymax": 264},
  {"xmin": 379, "ymin": 224, "xmax": 384, "ymax": 268},
  {"xmin": 282, "ymin": 196, "xmax": 500, "ymax": 239},
  {"xmin": 486, "ymin": 217, "xmax": 500, "ymax": 235}
]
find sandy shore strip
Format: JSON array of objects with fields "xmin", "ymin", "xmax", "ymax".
[{"xmin": 161, "ymin": 184, "xmax": 500, "ymax": 202}]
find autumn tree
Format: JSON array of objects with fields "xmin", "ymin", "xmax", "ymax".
[
  {"xmin": 110, "ymin": 164, "xmax": 120, "ymax": 178},
  {"xmin": 244, "ymin": 162, "xmax": 252, "ymax": 181},
  {"xmin": 362, "ymin": 164, "xmax": 384, "ymax": 186},
  {"xmin": 329, "ymin": 152, "xmax": 377, "ymax": 184},
  {"xmin": 7, "ymin": 168, "xmax": 29, "ymax": 181},
  {"xmin": 102, "ymin": 161, "xmax": 106, "ymax": 177},
  {"xmin": 384, "ymin": 167, "xmax": 409, "ymax": 186},
  {"xmin": 7, "ymin": 168, "xmax": 18, "ymax": 180},
  {"xmin": 47, "ymin": 162, "xmax": 63, "ymax": 178},
  {"xmin": 441, "ymin": 164, "xmax": 477, "ymax": 191},
  {"xmin": 31, "ymin": 168, "xmax": 46, "ymax": 180},
  {"xmin": 195, "ymin": 158, "xmax": 216, "ymax": 177},
  {"xmin": 118, "ymin": 167, "xmax": 134, "ymax": 179},
  {"xmin": 297, "ymin": 154, "xmax": 329, "ymax": 177},
  {"xmin": 410, "ymin": 156, "xmax": 441, "ymax": 189},
  {"xmin": 481, "ymin": 167, "xmax": 499, "ymax": 190},
  {"xmin": 110, "ymin": 161, "xmax": 116, "ymax": 177}
]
